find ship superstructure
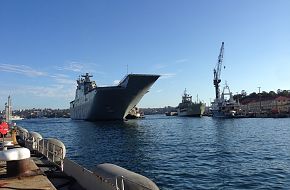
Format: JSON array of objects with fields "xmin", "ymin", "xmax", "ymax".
[
  {"xmin": 70, "ymin": 73, "xmax": 159, "ymax": 121},
  {"xmin": 211, "ymin": 82, "xmax": 241, "ymax": 118}
]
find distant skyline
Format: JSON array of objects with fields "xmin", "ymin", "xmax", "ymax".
[{"xmin": 0, "ymin": 0, "xmax": 289, "ymax": 110}]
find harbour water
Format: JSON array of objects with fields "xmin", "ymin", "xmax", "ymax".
[{"xmin": 16, "ymin": 115, "xmax": 290, "ymax": 189}]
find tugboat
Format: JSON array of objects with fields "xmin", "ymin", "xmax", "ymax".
[
  {"xmin": 177, "ymin": 89, "xmax": 205, "ymax": 117},
  {"xmin": 125, "ymin": 106, "xmax": 145, "ymax": 119},
  {"xmin": 165, "ymin": 111, "xmax": 178, "ymax": 116}
]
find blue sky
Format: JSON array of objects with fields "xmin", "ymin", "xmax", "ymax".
[{"xmin": 0, "ymin": 0, "xmax": 289, "ymax": 110}]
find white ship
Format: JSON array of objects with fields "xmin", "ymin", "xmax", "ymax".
[
  {"xmin": 70, "ymin": 73, "xmax": 159, "ymax": 121},
  {"xmin": 211, "ymin": 83, "xmax": 242, "ymax": 118}
]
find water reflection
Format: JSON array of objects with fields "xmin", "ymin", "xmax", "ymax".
[
  {"xmin": 64, "ymin": 120, "xmax": 149, "ymax": 172},
  {"xmin": 211, "ymin": 119, "xmax": 237, "ymax": 188}
]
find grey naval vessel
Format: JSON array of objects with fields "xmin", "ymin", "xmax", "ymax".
[
  {"xmin": 177, "ymin": 89, "xmax": 205, "ymax": 117},
  {"xmin": 70, "ymin": 73, "xmax": 160, "ymax": 121}
]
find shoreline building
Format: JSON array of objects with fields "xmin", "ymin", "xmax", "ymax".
[{"xmin": 241, "ymin": 96, "xmax": 290, "ymax": 115}]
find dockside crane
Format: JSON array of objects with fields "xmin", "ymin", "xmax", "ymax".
[{"xmin": 213, "ymin": 42, "xmax": 224, "ymax": 99}]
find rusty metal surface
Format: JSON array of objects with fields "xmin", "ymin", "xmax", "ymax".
[{"xmin": 7, "ymin": 158, "xmax": 31, "ymax": 177}]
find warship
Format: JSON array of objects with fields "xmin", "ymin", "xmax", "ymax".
[
  {"xmin": 70, "ymin": 73, "xmax": 159, "ymax": 121},
  {"xmin": 177, "ymin": 89, "xmax": 205, "ymax": 117}
]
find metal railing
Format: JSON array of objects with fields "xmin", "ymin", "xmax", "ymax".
[
  {"xmin": 16, "ymin": 127, "xmax": 65, "ymax": 171},
  {"xmin": 37, "ymin": 138, "xmax": 65, "ymax": 171}
]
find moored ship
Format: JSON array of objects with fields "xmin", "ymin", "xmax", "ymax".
[
  {"xmin": 70, "ymin": 73, "xmax": 159, "ymax": 121},
  {"xmin": 211, "ymin": 83, "xmax": 242, "ymax": 118},
  {"xmin": 177, "ymin": 89, "xmax": 205, "ymax": 117}
]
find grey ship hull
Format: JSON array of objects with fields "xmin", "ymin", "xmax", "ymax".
[
  {"xmin": 177, "ymin": 103, "xmax": 205, "ymax": 117},
  {"xmin": 70, "ymin": 74, "xmax": 159, "ymax": 121}
]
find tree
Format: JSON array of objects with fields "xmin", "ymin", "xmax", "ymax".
[
  {"xmin": 241, "ymin": 90, "xmax": 247, "ymax": 97},
  {"xmin": 248, "ymin": 92, "xmax": 258, "ymax": 99},
  {"xmin": 269, "ymin": 91, "xmax": 276, "ymax": 98},
  {"xmin": 261, "ymin": 91, "xmax": 268, "ymax": 100},
  {"xmin": 281, "ymin": 90, "xmax": 289, "ymax": 97}
]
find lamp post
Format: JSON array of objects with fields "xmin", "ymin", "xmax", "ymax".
[
  {"xmin": 258, "ymin": 87, "xmax": 261, "ymax": 114},
  {"xmin": 236, "ymin": 92, "xmax": 239, "ymax": 104}
]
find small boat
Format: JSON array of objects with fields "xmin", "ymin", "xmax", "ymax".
[
  {"xmin": 165, "ymin": 111, "xmax": 178, "ymax": 116},
  {"xmin": 125, "ymin": 106, "xmax": 145, "ymax": 119},
  {"xmin": 10, "ymin": 115, "xmax": 24, "ymax": 121}
]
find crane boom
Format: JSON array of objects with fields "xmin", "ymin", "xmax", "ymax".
[{"xmin": 213, "ymin": 42, "xmax": 224, "ymax": 99}]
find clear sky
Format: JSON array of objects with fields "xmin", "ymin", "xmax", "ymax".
[{"xmin": 0, "ymin": 0, "xmax": 289, "ymax": 110}]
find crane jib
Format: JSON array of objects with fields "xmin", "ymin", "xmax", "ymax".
[{"xmin": 213, "ymin": 42, "xmax": 225, "ymax": 99}]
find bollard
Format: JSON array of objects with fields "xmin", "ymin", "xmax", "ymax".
[
  {"xmin": 0, "ymin": 147, "xmax": 31, "ymax": 177},
  {"xmin": 12, "ymin": 129, "xmax": 17, "ymax": 145},
  {"xmin": 7, "ymin": 158, "xmax": 30, "ymax": 177}
]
